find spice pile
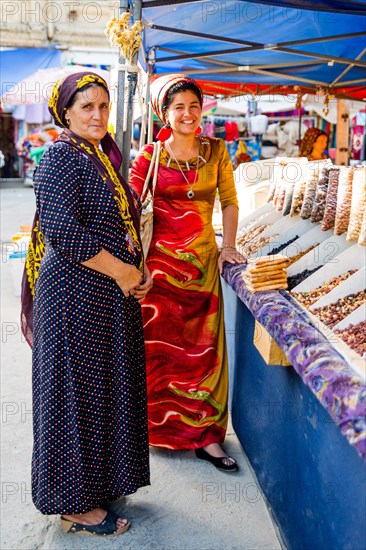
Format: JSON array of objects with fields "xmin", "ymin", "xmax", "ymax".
[
  {"xmin": 334, "ymin": 321, "xmax": 366, "ymax": 358},
  {"xmin": 292, "ymin": 270, "xmax": 359, "ymax": 307},
  {"xmin": 243, "ymin": 254, "xmax": 290, "ymax": 293},
  {"xmin": 311, "ymin": 290, "xmax": 366, "ymax": 328},
  {"xmin": 287, "ymin": 265, "xmax": 324, "ymax": 291}
]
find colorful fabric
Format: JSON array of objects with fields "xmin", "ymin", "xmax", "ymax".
[
  {"xmin": 31, "ymin": 143, "xmax": 149, "ymax": 515},
  {"xmin": 129, "ymin": 137, "xmax": 238, "ymax": 449},
  {"xmin": 21, "ymin": 72, "xmax": 142, "ymax": 346},
  {"xmin": 225, "ymin": 121, "xmax": 239, "ymax": 141},
  {"xmin": 223, "ymin": 263, "xmax": 366, "ymax": 461},
  {"xmin": 299, "ymin": 127, "xmax": 327, "ymax": 158}
]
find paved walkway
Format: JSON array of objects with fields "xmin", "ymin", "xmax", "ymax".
[{"xmin": 0, "ymin": 183, "xmax": 283, "ymax": 550}]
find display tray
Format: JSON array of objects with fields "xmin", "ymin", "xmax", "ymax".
[
  {"xmin": 237, "ymin": 202, "xmax": 276, "ymax": 231},
  {"xmin": 266, "ymin": 223, "xmax": 334, "ymax": 266},
  {"xmin": 309, "ymin": 266, "xmax": 366, "ymax": 310},
  {"xmin": 287, "ymin": 291, "xmax": 366, "ymax": 381},
  {"xmin": 287, "ymin": 233, "xmax": 351, "ymax": 278},
  {"xmin": 290, "ymin": 243, "xmax": 366, "ymax": 292},
  {"xmin": 237, "ymin": 209, "xmax": 283, "ymax": 236},
  {"xmin": 258, "ymin": 212, "xmax": 303, "ymax": 238}
]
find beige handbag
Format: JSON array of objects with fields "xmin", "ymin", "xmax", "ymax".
[{"xmin": 140, "ymin": 140, "xmax": 161, "ymax": 258}]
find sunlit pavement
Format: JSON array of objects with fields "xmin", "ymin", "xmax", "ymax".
[{"xmin": 0, "ymin": 182, "xmax": 283, "ymax": 550}]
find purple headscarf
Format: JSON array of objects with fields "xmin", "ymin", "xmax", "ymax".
[{"xmin": 21, "ymin": 72, "xmax": 143, "ymax": 347}]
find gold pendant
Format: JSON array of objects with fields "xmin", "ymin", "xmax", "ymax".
[{"xmin": 187, "ymin": 189, "xmax": 194, "ymax": 199}]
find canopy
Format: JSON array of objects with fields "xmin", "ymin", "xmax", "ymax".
[
  {"xmin": 0, "ymin": 48, "xmax": 61, "ymax": 96},
  {"xmin": 2, "ymin": 65, "xmax": 111, "ymax": 105},
  {"xmin": 140, "ymin": 0, "xmax": 366, "ymax": 100}
]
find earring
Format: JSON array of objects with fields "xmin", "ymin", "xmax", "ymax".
[
  {"xmin": 65, "ymin": 118, "xmax": 70, "ymax": 126},
  {"xmin": 195, "ymin": 126, "xmax": 203, "ymax": 135},
  {"xmin": 156, "ymin": 125, "xmax": 172, "ymax": 141}
]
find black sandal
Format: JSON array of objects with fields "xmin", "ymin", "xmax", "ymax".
[
  {"xmin": 195, "ymin": 448, "xmax": 238, "ymax": 472},
  {"xmin": 61, "ymin": 510, "xmax": 130, "ymax": 537}
]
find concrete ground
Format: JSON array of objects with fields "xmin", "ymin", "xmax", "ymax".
[{"xmin": 0, "ymin": 182, "xmax": 283, "ymax": 550}]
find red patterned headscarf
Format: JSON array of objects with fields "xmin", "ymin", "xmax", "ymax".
[
  {"xmin": 150, "ymin": 74, "xmax": 204, "ymax": 140},
  {"xmin": 299, "ymin": 127, "xmax": 328, "ymax": 158}
]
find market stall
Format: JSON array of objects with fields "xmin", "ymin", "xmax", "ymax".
[
  {"xmin": 132, "ymin": 2, "xmax": 366, "ymax": 546},
  {"xmin": 221, "ymin": 159, "xmax": 365, "ymax": 549}
]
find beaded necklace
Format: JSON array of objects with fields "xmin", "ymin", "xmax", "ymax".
[{"xmin": 166, "ymin": 141, "xmax": 200, "ymax": 199}]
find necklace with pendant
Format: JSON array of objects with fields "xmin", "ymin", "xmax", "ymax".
[{"xmin": 166, "ymin": 141, "xmax": 200, "ymax": 199}]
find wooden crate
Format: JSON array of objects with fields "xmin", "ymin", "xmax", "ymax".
[{"xmin": 254, "ymin": 320, "xmax": 291, "ymax": 367}]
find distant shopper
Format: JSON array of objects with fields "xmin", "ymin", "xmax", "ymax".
[
  {"xmin": 299, "ymin": 127, "xmax": 329, "ymax": 160},
  {"xmin": 21, "ymin": 72, "xmax": 151, "ymax": 537}
]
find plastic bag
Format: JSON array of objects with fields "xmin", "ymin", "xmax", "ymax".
[
  {"xmin": 321, "ymin": 167, "xmax": 340, "ymax": 231},
  {"xmin": 310, "ymin": 165, "xmax": 330, "ymax": 223},
  {"xmin": 300, "ymin": 159, "xmax": 329, "ymax": 219},
  {"xmin": 282, "ymin": 160, "xmax": 307, "ymax": 216},
  {"xmin": 272, "ymin": 162, "xmax": 288, "ymax": 208},
  {"xmin": 334, "ymin": 166, "xmax": 354, "ymax": 235},
  {"xmin": 357, "ymin": 207, "xmax": 366, "ymax": 246},
  {"xmin": 290, "ymin": 162, "xmax": 309, "ymax": 217},
  {"xmin": 346, "ymin": 166, "xmax": 366, "ymax": 242}
]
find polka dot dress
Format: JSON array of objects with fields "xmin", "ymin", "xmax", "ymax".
[{"xmin": 32, "ymin": 143, "xmax": 150, "ymax": 515}]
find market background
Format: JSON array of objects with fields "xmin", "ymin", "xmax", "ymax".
[{"xmin": 1, "ymin": 1, "xmax": 366, "ymax": 549}]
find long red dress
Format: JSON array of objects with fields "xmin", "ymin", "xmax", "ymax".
[{"xmin": 129, "ymin": 137, "xmax": 238, "ymax": 449}]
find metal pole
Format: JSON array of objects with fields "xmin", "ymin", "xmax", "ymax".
[
  {"xmin": 146, "ymin": 47, "xmax": 156, "ymax": 145},
  {"xmin": 115, "ymin": 0, "xmax": 129, "ymax": 174},
  {"xmin": 121, "ymin": 0, "xmax": 143, "ymax": 182}
]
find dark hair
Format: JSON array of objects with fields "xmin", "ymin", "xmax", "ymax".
[
  {"xmin": 66, "ymin": 82, "xmax": 109, "ymax": 109},
  {"xmin": 164, "ymin": 81, "xmax": 203, "ymax": 113}
]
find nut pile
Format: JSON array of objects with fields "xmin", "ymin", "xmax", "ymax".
[
  {"xmin": 334, "ymin": 321, "xmax": 366, "ymax": 358},
  {"xmin": 292, "ymin": 270, "xmax": 358, "ymax": 306},
  {"xmin": 287, "ymin": 265, "xmax": 324, "ymax": 291},
  {"xmin": 244, "ymin": 234, "xmax": 279, "ymax": 256},
  {"xmin": 236, "ymin": 224, "xmax": 269, "ymax": 247},
  {"xmin": 311, "ymin": 290, "xmax": 366, "ymax": 328},
  {"xmin": 243, "ymin": 254, "xmax": 290, "ymax": 292}
]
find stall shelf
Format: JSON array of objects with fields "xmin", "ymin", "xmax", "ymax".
[
  {"xmin": 222, "ymin": 190, "xmax": 365, "ymax": 549},
  {"xmin": 223, "ymin": 262, "xmax": 365, "ymax": 458},
  {"xmin": 221, "ymin": 259, "xmax": 365, "ymax": 550}
]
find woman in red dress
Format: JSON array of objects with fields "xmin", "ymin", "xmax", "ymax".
[{"xmin": 130, "ymin": 74, "xmax": 244, "ymax": 471}]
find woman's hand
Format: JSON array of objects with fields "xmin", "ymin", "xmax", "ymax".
[
  {"xmin": 131, "ymin": 264, "xmax": 153, "ymax": 303},
  {"xmin": 218, "ymin": 246, "xmax": 246, "ymax": 274},
  {"xmin": 115, "ymin": 264, "xmax": 143, "ymax": 298}
]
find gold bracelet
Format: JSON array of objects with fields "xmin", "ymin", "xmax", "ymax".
[{"xmin": 219, "ymin": 243, "xmax": 237, "ymax": 253}]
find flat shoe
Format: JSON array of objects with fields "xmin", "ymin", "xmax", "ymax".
[
  {"xmin": 195, "ymin": 448, "xmax": 238, "ymax": 472},
  {"xmin": 61, "ymin": 510, "xmax": 130, "ymax": 537}
]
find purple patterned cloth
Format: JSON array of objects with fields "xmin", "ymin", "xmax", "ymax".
[{"xmin": 223, "ymin": 263, "xmax": 366, "ymax": 461}]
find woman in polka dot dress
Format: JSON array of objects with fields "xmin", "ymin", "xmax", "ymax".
[{"xmin": 21, "ymin": 72, "xmax": 151, "ymax": 537}]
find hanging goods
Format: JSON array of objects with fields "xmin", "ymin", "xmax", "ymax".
[{"xmin": 140, "ymin": 140, "xmax": 161, "ymax": 257}]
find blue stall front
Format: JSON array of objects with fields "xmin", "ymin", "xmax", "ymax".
[{"xmin": 221, "ymin": 269, "xmax": 366, "ymax": 550}]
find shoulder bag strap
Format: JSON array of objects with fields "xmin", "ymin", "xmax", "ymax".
[
  {"xmin": 141, "ymin": 142, "xmax": 157, "ymax": 201},
  {"xmin": 151, "ymin": 140, "xmax": 161, "ymax": 195}
]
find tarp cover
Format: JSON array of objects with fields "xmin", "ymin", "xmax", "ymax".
[
  {"xmin": 140, "ymin": 0, "xmax": 366, "ymax": 98},
  {"xmin": 1, "ymin": 48, "xmax": 61, "ymax": 96}
]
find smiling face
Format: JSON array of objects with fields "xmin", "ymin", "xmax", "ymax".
[
  {"xmin": 164, "ymin": 90, "xmax": 202, "ymax": 136},
  {"xmin": 65, "ymin": 85, "xmax": 109, "ymax": 146}
]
